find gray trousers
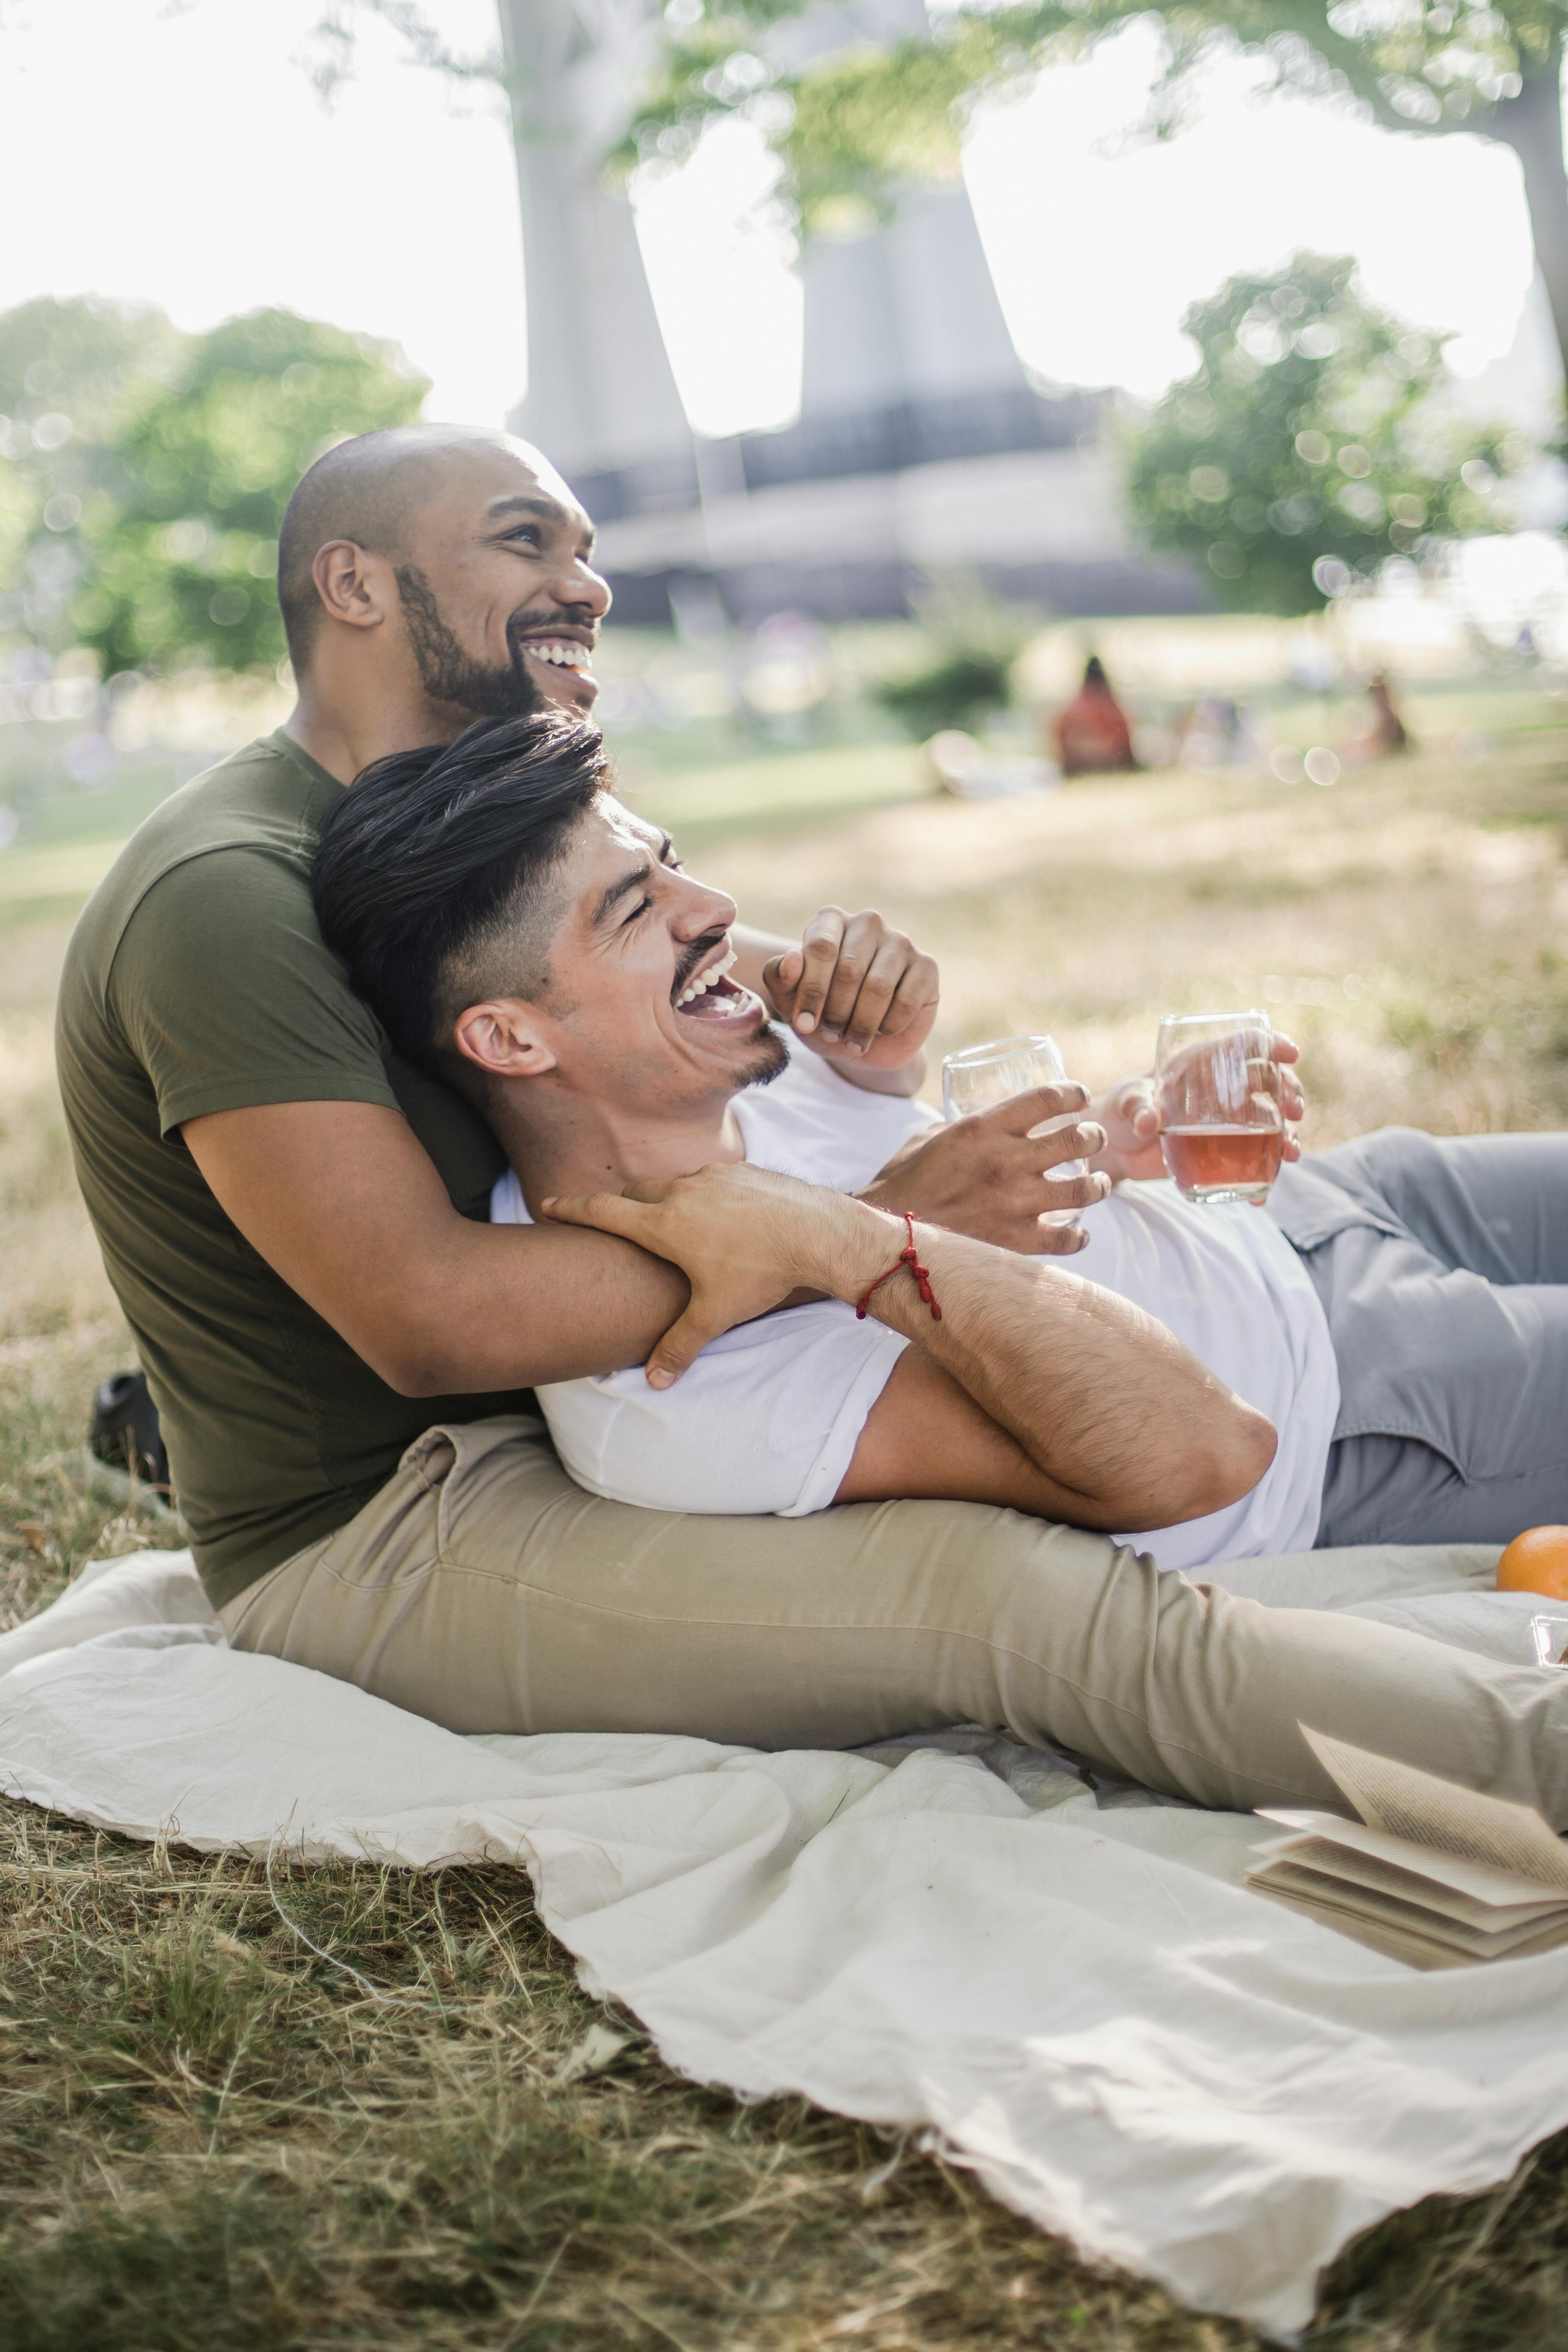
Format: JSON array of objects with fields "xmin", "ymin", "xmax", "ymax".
[{"xmin": 1268, "ymin": 1130, "xmax": 1568, "ymax": 1546}]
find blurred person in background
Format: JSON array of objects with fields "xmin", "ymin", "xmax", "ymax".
[
  {"xmin": 1346, "ymin": 671, "xmax": 1412, "ymax": 762},
  {"xmin": 1052, "ymin": 654, "xmax": 1139, "ymax": 777}
]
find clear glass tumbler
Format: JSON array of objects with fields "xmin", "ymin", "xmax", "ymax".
[
  {"xmin": 1154, "ymin": 1009, "xmax": 1285, "ymax": 1206},
  {"xmin": 941, "ymin": 1033, "xmax": 1085, "ymax": 1227},
  {"xmin": 1530, "ymin": 1613, "xmax": 1568, "ymax": 1669}
]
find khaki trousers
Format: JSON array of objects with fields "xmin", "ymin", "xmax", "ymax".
[{"xmin": 221, "ymin": 1415, "xmax": 1568, "ymax": 1823}]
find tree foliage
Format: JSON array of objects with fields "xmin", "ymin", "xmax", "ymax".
[
  {"xmin": 0, "ymin": 299, "xmax": 427, "ymax": 677},
  {"xmin": 623, "ymin": 6, "xmax": 1568, "ymax": 375},
  {"xmin": 871, "ymin": 574, "xmax": 1029, "ymax": 734},
  {"xmin": 625, "ymin": 5, "xmax": 1565, "ymax": 220},
  {"xmin": 1123, "ymin": 253, "xmax": 1512, "ymax": 612},
  {"xmin": 0, "ymin": 298, "xmax": 183, "ymax": 668}
]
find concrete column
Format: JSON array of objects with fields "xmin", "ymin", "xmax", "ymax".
[{"xmin": 497, "ymin": 0, "xmax": 691, "ymax": 479}]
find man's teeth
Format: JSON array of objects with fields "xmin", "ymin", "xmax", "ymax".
[
  {"xmin": 527, "ymin": 641, "xmax": 592, "ymax": 670},
  {"xmin": 676, "ymin": 948, "xmax": 738, "ymax": 1008}
]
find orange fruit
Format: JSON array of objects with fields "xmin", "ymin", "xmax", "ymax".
[{"xmin": 1497, "ymin": 1527, "xmax": 1568, "ymax": 1601}]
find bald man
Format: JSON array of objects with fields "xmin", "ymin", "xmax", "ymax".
[
  {"xmin": 54, "ymin": 422, "xmax": 982, "ymax": 1605},
  {"xmin": 54, "ymin": 422, "xmax": 1568, "ymax": 1834}
]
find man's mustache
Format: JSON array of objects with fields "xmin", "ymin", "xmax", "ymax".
[{"xmin": 671, "ymin": 929, "xmax": 729, "ymax": 1001}]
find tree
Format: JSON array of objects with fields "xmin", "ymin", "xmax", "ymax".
[
  {"xmin": 0, "ymin": 300, "xmax": 427, "ymax": 677},
  {"xmin": 0, "ymin": 296, "xmax": 184, "ymax": 660},
  {"xmin": 872, "ymin": 575, "xmax": 1030, "ymax": 732},
  {"xmin": 622, "ymin": 5, "xmax": 1568, "ymax": 384},
  {"xmin": 75, "ymin": 310, "xmax": 428, "ymax": 676},
  {"xmin": 1122, "ymin": 253, "xmax": 1512, "ymax": 611}
]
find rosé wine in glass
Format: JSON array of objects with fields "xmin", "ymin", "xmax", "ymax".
[{"xmin": 1155, "ymin": 1011, "xmax": 1284, "ymax": 1206}]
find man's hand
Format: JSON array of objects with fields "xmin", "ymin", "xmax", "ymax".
[
  {"xmin": 758, "ymin": 908, "xmax": 939, "ymax": 1071},
  {"xmin": 859, "ymin": 1083, "xmax": 1110, "ymax": 1255},
  {"xmin": 1089, "ymin": 1033, "xmax": 1305, "ymax": 1184}
]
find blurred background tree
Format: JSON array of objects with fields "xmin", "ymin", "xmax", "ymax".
[
  {"xmin": 627, "ymin": 5, "xmax": 1568, "ymax": 383},
  {"xmin": 0, "ymin": 300, "xmax": 427, "ymax": 679},
  {"xmin": 1124, "ymin": 252, "xmax": 1512, "ymax": 612},
  {"xmin": 0, "ymin": 298, "xmax": 184, "ymax": 666},
  {"xmin": 871, "ymin": 574, "xmax": 1030, "ymax": 735}
]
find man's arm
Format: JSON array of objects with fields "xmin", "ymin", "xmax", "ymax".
[
  {"xmin": 542, "ymin": 1162, "xmax": 1277, "ymax": 1533},
  {"xmin": 182, "ymin": 1101, "xmax": 691, "ymax": 1396}
]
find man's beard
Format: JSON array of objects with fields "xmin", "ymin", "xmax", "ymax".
[
  {"xmin": 739, "ymin": 1026, "xmax": 789, "ymax": 1089},
  {"xmin": 394, "ymin": 563, "xmax": 541, "ymax": 718}
]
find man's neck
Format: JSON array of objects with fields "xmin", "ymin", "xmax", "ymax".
[
  {"xmin": 283, "ymin": 675, "xmax": 472, "ymax": 787},
  {"xmin": 488, "ymin": 1084, "xmax": 747, "ymax": 1215}
]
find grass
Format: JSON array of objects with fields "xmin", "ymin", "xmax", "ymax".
[{"xmin": 3, "ymin": 712, "xmax": 1568, "ymax": 2345}]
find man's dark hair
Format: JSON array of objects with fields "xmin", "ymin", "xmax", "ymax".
[{"xmin": 311, "ymin": 710, "xmax": 610, "ymax": 1084}]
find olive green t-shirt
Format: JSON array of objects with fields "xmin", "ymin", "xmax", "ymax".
[{"xmin": 55, "ymin": 729, "xmax": 533, "ymax": 1611}]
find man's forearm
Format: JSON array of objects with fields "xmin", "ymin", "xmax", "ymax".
[
  {"xmin": 807, "ymin": 1209, "xmax": 1275, "ymax": 1529},
  {"xmin": 182, "ymin": 1100, "xmax": 690, "ymax": 1397},
  {"xmin": 387, "ymin": 1220, "xmax": 691, "ymax": 1394}
]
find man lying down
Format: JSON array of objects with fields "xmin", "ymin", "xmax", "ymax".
[{"xmin": 313, "ymin": 710, "xmax": 1568, "ymax": 1566}]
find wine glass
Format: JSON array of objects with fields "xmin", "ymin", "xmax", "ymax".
[
  {"xmin": 1154, "ymin": 1009, "xmax": 1284, "ymax": 1205},
  {"xmin": 1530, "ymin": 1614, "xmax": 1568, "ymax": 1669},
  {"xmin": 941, "ymin": 1034, "xmax": 1085, "ymax": 1227}
]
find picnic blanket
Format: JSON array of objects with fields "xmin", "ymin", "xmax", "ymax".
[{"xmin": 4, "ymin": 1537, "xmax": 1568, "ymax": 2338}]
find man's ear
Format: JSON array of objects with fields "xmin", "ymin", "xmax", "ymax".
[
  {"xmin": 311, "ymin": 539, "xmax": 394, "ymax": 634},
  {"xmin": 452, "ymin": 999, "xmax": 558, "ymax": 1082}
]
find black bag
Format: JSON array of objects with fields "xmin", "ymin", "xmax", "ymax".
[{"xmin": 88, "ymin": 1370, "xmax": 170, "ymax": 1494}]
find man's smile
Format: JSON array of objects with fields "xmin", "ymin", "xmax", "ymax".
[
  {"xmin": 522, "ymin": 639, "xmax": 594, "ymax": 673},
  {"xmin": 670, "ymin": 940, "xmax": 766, "ymax": 1027},
  {"xmin": 510, "ymin": 612, "xmax": 597, "ymax": 694}
]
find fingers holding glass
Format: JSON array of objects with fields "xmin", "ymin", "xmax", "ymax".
[{"xmin": 942, "ymin": 1036, "xmax": 1093, "ymax": 1229}]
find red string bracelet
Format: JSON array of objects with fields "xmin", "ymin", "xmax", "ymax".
[{"xmin": 855, "ymin": 1211, "xmax": 942, "ymax": 1323}]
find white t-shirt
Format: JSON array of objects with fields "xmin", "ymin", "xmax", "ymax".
[{"xmin": 491, "ymin": 1035, "xmax": 1340, "ymax": 1566}]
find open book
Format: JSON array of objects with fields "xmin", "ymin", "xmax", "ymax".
[{"xmin": 1245, "ymin": 1728, "xmax": 1568, "ymax": 1970}]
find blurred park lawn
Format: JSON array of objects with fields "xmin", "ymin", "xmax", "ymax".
[{"xmin": 3, "ymin": 693, "xmax": 1568, "ymax": 2349}]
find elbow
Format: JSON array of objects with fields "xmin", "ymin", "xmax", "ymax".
[
  {"xmin": 367, "ymin": 1350, "xmax": 449, "ymax": 1400},
  {"xmin": 355, "ymin": 1326, "xmax": 467, "ymax": 1400},
  {"xmin": 381, "ymin": 1359, "xmax": 455, "ymax": 1401},
  {"xmin": 1180, "ymin": 1401, "xmax": 1277, "ymax": 1523}
]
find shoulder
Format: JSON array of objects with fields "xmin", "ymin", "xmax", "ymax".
[
  {"xmin": 59, "ymin": 739, "xmax": 375, "ymax": 1090},
  {"xmin": 68, "ymin": 732, "xmax": 340, "ymax": 976},
  {"xmin": 735, "ymin": 1030, "xmax": 938, "ymax": 1193}
]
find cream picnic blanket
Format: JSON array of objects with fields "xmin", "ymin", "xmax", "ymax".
[{"xmin": 3, "ymin": 1538, "xmax": 1568, "ymax": 2338}]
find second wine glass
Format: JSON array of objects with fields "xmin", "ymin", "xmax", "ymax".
[{"xmin": 941, "ymin": 1034, "xmax": 1085, "ymax": 1227}]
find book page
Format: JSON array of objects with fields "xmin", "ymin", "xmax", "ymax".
[
  {"xmin": 1250, "ymin": 1856, "xmax": 1568, "ymax": 1953},
  {"xmin": 1249, "ymin": 1876, "xmax": 1482, "ymax": 1970},
  {"xmin": 1255, "ymin": 1809, "xmax": 1568, "ymax": 1911},
  {"xmin": 1246, "ymin": 1874, "xmax": 1558, "ymax": 1971},
  {"xmin": 1251, "ymin": 1822, "xmax": 1568, "ymax": 1927},
  {"xmin": 1302, "ymin": 1728, "xmax": 1568, "ymax": 1896}
]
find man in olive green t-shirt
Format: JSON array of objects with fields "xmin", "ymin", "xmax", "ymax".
[
  {"xmin": 56, "ymin": 425, "xmax": 964, "ymax": 1614},
  {"xmin": 56, "ymin": 423, "xmax": 1568, "ymax": 1830}
]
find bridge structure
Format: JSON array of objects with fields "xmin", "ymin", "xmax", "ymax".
[{"xmin": 496, "ymin": 0, "xmax": 1202, "ymax": 621}]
